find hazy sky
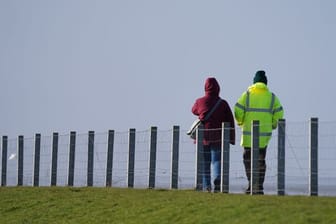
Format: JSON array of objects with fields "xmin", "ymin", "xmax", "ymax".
[{"xmin": 1, "ymin": 0, "xmax": 335, "ymax": 136}]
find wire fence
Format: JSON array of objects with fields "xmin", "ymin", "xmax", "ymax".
[{"xmin": 1, "ymin": 119, "xmax": 336, "ymax": 196}]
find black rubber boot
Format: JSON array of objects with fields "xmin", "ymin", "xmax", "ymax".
[
  {"xmin": 258, "ymin": 150, "xmax": 267, "ymax": 195},
  {"xmin": 243, "ymin": 148, "xmax": 251, "ymax": 194}
]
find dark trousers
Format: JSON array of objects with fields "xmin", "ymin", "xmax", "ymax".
[{"xmin": 243, "ymin": 147, "xmax": 267, "ymax": 192}]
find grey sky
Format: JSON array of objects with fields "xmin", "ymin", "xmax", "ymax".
[{"xmin": 1, "ymin": 0, "xmax": 335, "ymax": 136}]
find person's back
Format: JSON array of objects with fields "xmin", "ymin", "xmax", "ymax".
[
  {"xmin": 235, "ymin": 81, "xmax": 282, "ymax": 148},
  {"xmin": 192, "ymin": 77, "xmax": 235, "ymax": 146}
]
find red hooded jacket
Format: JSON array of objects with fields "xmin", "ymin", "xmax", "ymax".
[{"xmin": 192, "ymin": 77, "xmax": 235, "ymax": 146}]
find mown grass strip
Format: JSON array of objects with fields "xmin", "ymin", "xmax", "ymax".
[{"xmin": 0, "ymin": 187, "xmax": 335, "ymax": 224}]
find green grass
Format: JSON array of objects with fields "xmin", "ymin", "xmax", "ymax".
[{"xmin": 0, "ymin": 187, "xmax": 335, "ymax": 224}]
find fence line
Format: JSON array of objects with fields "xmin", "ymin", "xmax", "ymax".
[{"xmin": 1, "ymin": 118, "xmax": 336, "ymax": 196}]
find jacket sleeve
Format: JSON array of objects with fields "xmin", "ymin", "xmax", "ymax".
[
  {"xmin": 234, "ymin": 92, "xmax": 247, "ymax": 126},
  {"xmin": 272, "ymin": 96, "xmax": 284, "ymax": 129}
]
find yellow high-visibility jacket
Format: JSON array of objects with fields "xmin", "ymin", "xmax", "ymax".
[{"xmin": 234, "ymin": 83, "xmax": 284, "ymax": 148}]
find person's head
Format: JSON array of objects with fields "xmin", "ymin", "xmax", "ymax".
[
  {"xmin": 205, "ymin": 77, "xmax": 220, "ymax": 96},
  {"xmin": 253, "ymin": 70, "xmax": 267, "ymax": 85}
]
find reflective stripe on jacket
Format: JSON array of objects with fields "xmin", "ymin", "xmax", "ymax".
[{"xmin": 234, "ymin": 82, "xmax": 284, "ymax": 148}]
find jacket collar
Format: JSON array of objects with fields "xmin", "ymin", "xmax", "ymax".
[{"xmin": 248, "ymin": 82, "xmax": 268, "ymax": 92}]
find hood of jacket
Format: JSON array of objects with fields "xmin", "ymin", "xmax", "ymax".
[
  {"xmin": 204, "ymin": 77, "xmax": 220, "ymax": 96},
  {"xmin": 248, "ymin": 82, "xmax": 269, "ymax": 93}
]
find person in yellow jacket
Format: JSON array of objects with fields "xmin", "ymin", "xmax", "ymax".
[{"xmin": 234, "ymin": 70, "xmax": 284, "ymax": 194}]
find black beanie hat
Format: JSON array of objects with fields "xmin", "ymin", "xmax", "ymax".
[{"xmin": 253, "ymin": 70, "xmax": 267, "ymax": 85}]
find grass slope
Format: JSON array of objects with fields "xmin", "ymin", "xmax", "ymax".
[{"xmin": 0, "ymin": 187, "xmax": 335, "ymax": 224}]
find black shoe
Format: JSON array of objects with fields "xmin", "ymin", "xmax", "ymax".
[
  {"xmin": 252, "ymin": 188, "xmax": 264, "ymax": 195},
  {"xmin": 255, "ymin": 190, "xmax": 264, "ymax": 195},
  {"xmin": 258, "ymin": 185, "xmax": 264, "ymax": 195}
]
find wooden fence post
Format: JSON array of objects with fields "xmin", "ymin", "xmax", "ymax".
[
  {"xmin": 18, "ymin": 135, "xmax": 24, "ymax": 186},
  {"xmin": 33, "ymin": 134, "xmax": 41, "ymax": 187},
  {"xmin": 309, "ymin": 117, "xmax": 318, "ymax": 196},
  {"xmin": 148, "ymin": 126, "xmax": 157, "ymax": 189},
  {"xmin": 1, "ymin": 136, "xmax": 8, "ymax": 186},
  {"xmin": 277, "ymin": 119, "xmax": 286, "ymax": 195},
  {"xmin": 221, "ymin": 122, "xmax": 230, "ymax": 193},
  {"xmin": 106, "ymin": 130, "xmax": 115, "ymax": 187},
  {"xmin": 195, "ymin": 124, "xmax": 204, "ymax": 191},
  {"xmin": 87, "ymin": 131, "xmax": 94, "ymax": 187},
  {"xmin": 251, "ymin": 120, "xmax": 260, "ymax": 195},
  {"xmin": 128, "ymin": 129, "xmax": 136, "ymax": 188},
  {"xmin": 68, "ymin": 131, "xmax": 76, "ymax": 186},
  {"xmin": 51, "ymin": 132, "xmax": 59, "ymax": 186},
  {"xmin": 171, "ymin": 125, "xmax": 179, "ymax": 189}
]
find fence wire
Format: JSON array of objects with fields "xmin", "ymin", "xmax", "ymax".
[{"xmin": 1, "ymin": 120, "xmax": 336, "ymax": 196}]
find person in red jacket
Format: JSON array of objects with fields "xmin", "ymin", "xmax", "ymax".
[{"xmin": 192, "ymin": 77, "xmax": 235, "ymax": 192}]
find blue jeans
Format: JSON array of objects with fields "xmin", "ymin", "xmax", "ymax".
[{"xmin": 202, "ymin": 145, "xmax": 221, "ymax": 191}]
